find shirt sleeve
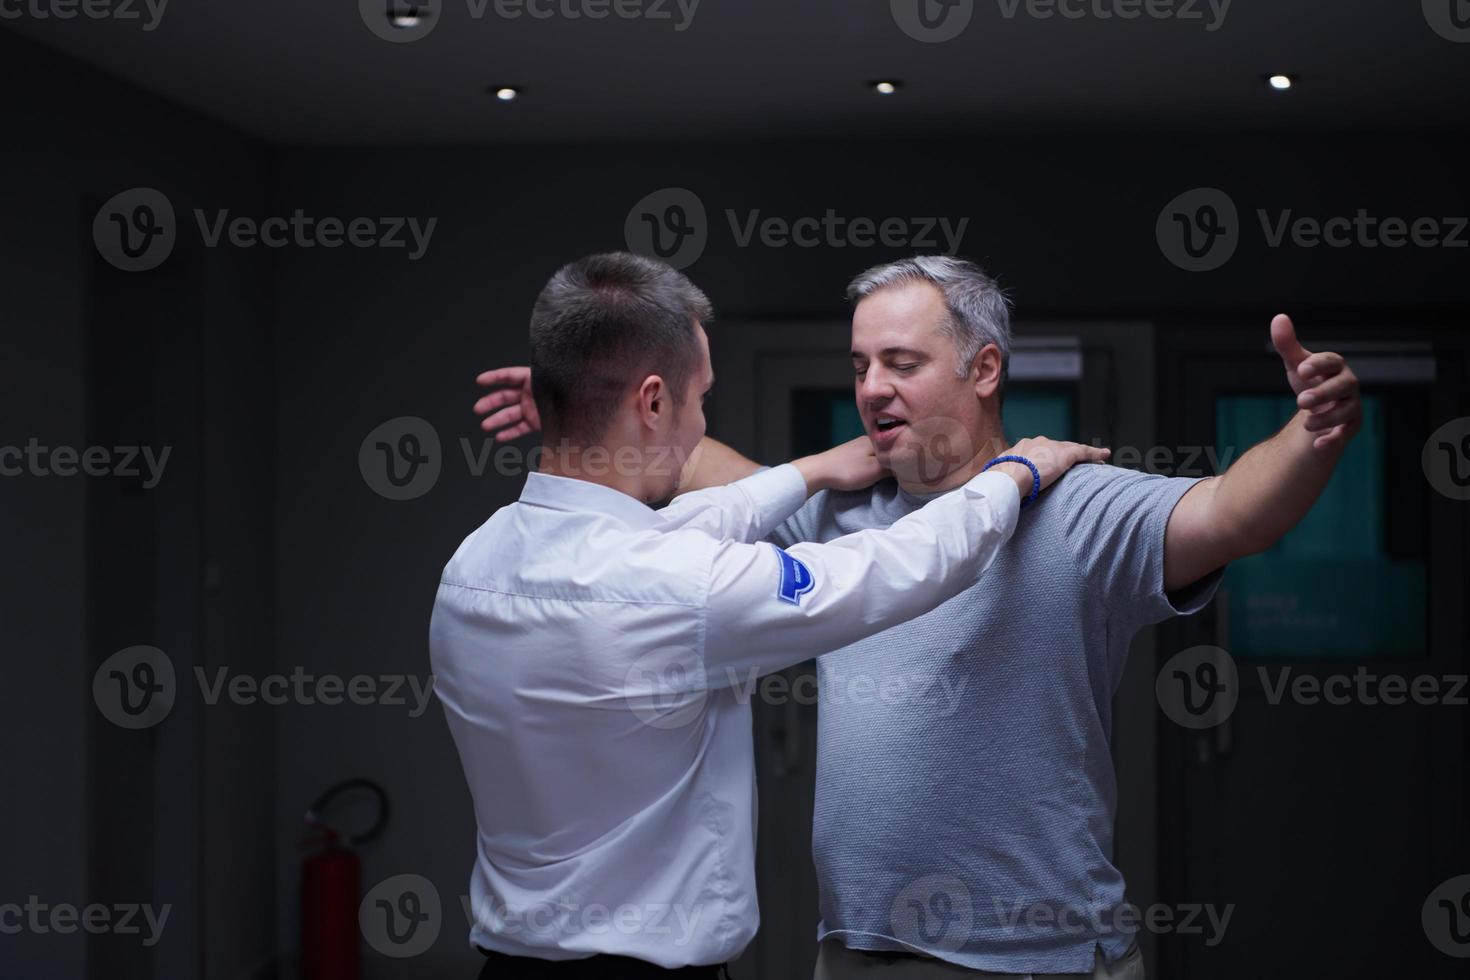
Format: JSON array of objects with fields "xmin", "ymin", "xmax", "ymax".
[
  {"xmin": 701, "ymin": 470, "xmax": 1021, "ymax": 684},
  {"xmin": 656, "ymin": 463, "xmax": 809, "ymax": 544},
  {"xmin": 765, "ymin": 488, "xmax": 829, "ymax": 549},
  {"xmin": 1066, "ymin": 468, "xmax": 1225, "ymax": 633}
]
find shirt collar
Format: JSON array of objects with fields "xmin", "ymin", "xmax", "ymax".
[{"xmin": 519, "ymin": 471, "xmax": 662, "ymax": 529}]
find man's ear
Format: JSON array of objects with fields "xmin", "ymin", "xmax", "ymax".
[
  {"xmin": 972, "ymin": 343, "xmax": 1003, "ymax": 400},
  {"xmin": 637, "ymin": 375, "xmax": 667, "ymax": 429}
]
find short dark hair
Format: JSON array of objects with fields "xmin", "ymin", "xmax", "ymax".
[{"xmin": 530, "ymin": 252, "xmax": 711, "ymax": 443}]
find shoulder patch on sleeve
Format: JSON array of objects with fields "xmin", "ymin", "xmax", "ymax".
[{"xmin": 769, "ymin": 544, "xmax": 816, "ymax": 606}]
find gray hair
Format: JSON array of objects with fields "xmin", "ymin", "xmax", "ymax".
[{"xmin": 846, "ymin": 256, "xmax": 1012, "ymax": 393}]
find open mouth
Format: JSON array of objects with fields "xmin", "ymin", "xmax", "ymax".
[{"xmin": 873, "ymin": 415, "xmax": 908, "ymax": 442}]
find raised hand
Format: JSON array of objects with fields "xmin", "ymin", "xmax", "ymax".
[
  {"xmin": 1003, "ymin": 436, "xmax": 1112, "ymax": 496},
  {"xmin": 474, "ymin": 366, "xmax": 541, "ymax": 442},
  {"xmin": 1270, "ymin": 314, "xmax": 1361, "ymax": 451},
  {"xmin": 816, "ymin": 435, "xmax": 888, "ymax": 492}
]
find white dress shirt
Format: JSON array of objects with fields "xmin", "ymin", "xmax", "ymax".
[{"xmin": 429, "ymin": 463, "xmax": 1021, "ymax": 967}]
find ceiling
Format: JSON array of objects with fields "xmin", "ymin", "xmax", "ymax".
[{"xmin": 5, "ymin": 0, "xmax": 1469, "ymax": 143}]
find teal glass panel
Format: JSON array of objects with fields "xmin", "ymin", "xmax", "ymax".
[
  {"xmin": 1003, "ymin": 387, "xmax": 1077, "ymax": 443},
  {"xmin": 1215, "ymin": 394, "xmax": 1426, "ymax": 660}
]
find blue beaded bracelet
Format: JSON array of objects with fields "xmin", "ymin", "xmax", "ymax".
[{"xmin": 982, "ymin": 454, "xmax": 1041, "ymax": 509}]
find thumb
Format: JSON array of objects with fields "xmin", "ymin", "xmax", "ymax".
[{"xmin": 1270, "ymin": 314, "xmax": 1311, "ymax": 370}]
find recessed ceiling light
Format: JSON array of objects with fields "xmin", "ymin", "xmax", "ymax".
[
  {"xmin": 1267, "ymin": 74, "xmax": 1296, "ymax": 91},
  {"xmin": 388, "ymin": 10, "xmax": 422, "ymax": 28},
  {"xmin": 494, "ymin": 87, "xmax": 521, "ymax": 102},
  {"xmin": 872, "ymin": 80, "xmax": 901, "ymax": 95}
]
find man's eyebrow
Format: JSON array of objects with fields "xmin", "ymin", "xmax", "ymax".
[{"xmin": 851, "ymin": 347, "xmax": 927, "ymax": 359}]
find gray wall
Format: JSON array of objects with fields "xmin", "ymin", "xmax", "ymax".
[{"xmin": 0, "ymin": 29, "xmax": 277, "ymax": 980}]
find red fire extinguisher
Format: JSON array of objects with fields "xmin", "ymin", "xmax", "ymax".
[{"xmin": 301, "ymin": 778, "xmax": 389, "ymax": 980}]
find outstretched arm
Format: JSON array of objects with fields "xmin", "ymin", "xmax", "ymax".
[
  {"xmin": 474, "ymin": 365, "xmax": 762, "ymax": 493},
  {"xmin": 677, "ymin": 436, "xmax": 762, "ymax": 492},
  {"xmin": 1163, "ymin": 314, "xmax": 1362, "ymax": 591}
]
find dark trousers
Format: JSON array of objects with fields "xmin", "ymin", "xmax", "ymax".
[{"xmin": 477, "ymin": 947, "xmax": 729, "ymax": 979}]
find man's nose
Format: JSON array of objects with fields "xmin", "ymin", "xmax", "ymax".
[{"xmin": 859, "ymin": 367, "xmax": 897, "ymax": 404}]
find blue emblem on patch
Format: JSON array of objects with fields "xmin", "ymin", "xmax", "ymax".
[{"xmin": 771, "ymin": 545, "xmax": 816, "ymax": 606}]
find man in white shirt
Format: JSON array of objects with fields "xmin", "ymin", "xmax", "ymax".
[{"xmin": 429, "ymin": 252, "xmax": 1108, "ymax": 979}]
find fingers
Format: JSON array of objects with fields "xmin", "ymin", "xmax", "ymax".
[
  {"xmin": 1270, "ymin": 314, "xmax": 1311, "ymax": 369},
  {"xmin": 474, "ymin": 387, "xmax": 524, "ymax": 415},
  {"xmin": 1009, "ymin": 439, "xmax": 1108, "ymax": 468},
  {"xmin": 1296, "ymin": 351, "xmax": 1344, "ymax": 382},
  {"xmin": 1298, "ymin": 370, "xmax": 1356, "ymax": 409},
  {"xmin": 1303, "ymin": 401, "xmax": 1359, "ymax": 432},
  {"xmin": 479, "ymin": 404, "xmax": 525, "ymax": 432},
  {"xmin": 1312, "ymin": 424, "xmax": 1351, "ymax": 451},
  {"xmin": 493, "ymin": 421, "xmax": 533, "ymax": 443},
  {"xmin": 475, "ymin": 366, "xmax": 531, "ymax": 388}
]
